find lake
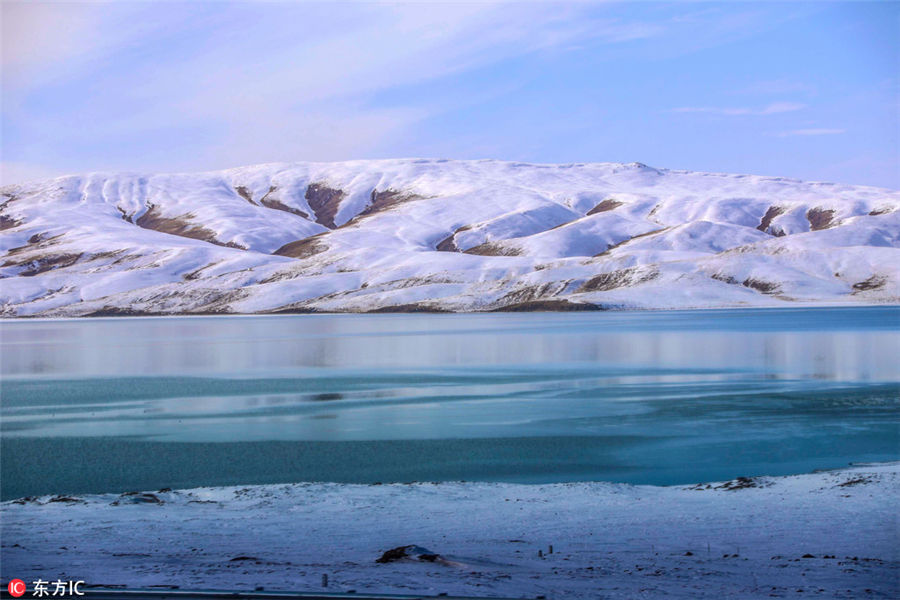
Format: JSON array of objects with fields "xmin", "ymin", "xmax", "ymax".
[{"xmin": 1, "ymin": 307, "xmax": 898, "ymax": 500}]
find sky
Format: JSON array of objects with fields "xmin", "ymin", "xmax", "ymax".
[{"xmin": 1, "ymin": 1, "xmax": 897, "ymax": 188}]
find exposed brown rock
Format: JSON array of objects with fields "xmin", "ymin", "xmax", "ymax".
[
  {"xmin": 435, "ymin": 224, "xmax": 473, "ymax": 252},
  {"xmin": 869, "ymin": 207, "xmax": 892, "ymax": 216},
  {"xmin": 111, "ymin": 253, "xmax": 144, "ymax": 266},
  {"xmin": 270, "ymin": 306, "xmax": 319, "ymax": 314},
  {"xmin": 259, "ymin": 186, "xmax": 309, "ymax": 219},
  {"xmin": 356, "ymin": 275, "xmax": 457, "ymax": 293},
  {"xmin": 305, "ymin": 183, "xmax": 345, "ymax": 229},
  {"xmin": 742, "ymin": 278, "xmax": 780, "ymax": 294},
  {"xmin": 579, "ymin": 267, "xmax": 658, "ymax": 292},
  {"xmin": 6, "ymin": 233, "xmax": 66, "ymax": 257},
  {"xmin": 464, "ymin": 241, "xmax": 521, "ymax": 257},
  {"xmin": 711, "ymin": 273, "xmax": 739, "ymax": 285},
  {"xmin": 84, "ymin": 304, "xmax": 237, "ymax": 318},
  {"xmin": 593, "ymin": 227, "xmax": 669, "ymax": 257},
  {"xmin": 88, "ymin": 250, "xmax": 127, "ymax": 262},
  {"xmin": 493, "ymin": 299, "xmax": 602, "ymax": 312},
  {"xmin": 1, "ymin": 191, "xmax": 18, "ymax": 208},
  {"xmin": 4, "ymin": 252, "xmax": 83, "ymax": 276},
  {"xmin": 257, "ymin": 268, "xmax": 303, "ymax": 284},
  {"xmin": 852, "ymin": 275, "xmax": 886, "ymax": 292},
  {"xmin": 273, "ymin": 234, "xmax": 329, "ymax": 259},
  {"xmin": 136, "ymin": 205, "xmax": 244, "ymax": 249},
  {"xmin": 587, "ymin": 199, "xmax": 623, "ymax": 215},
  {"xmin": 757, "ymin": 206, "xmax": 785, "ymax": 234},
  {"xmin": 806, "ymin": 207, "xmax": 836, "ymax": 231},
  {"xmin": 495, "ymin": 282, "xmax": 569, "ymax": 305},
  {"xmin": 183, "ymin": 262, "xmax": 220, "ymax": 281},
  {"xmin": 234, "ymin": 186, "xmax": 256, "ymax": 205},
  {"xmin": 0, "ymin": 215, "xmax": 21, "ymax": 230},
  {"xmin": 116, "ymin": 206, "xmax": 133, "ymax": 223},
  {"xmin": 359, "ymin": 189, "xmax": 424, "ymax": 218},
  {"xmin": 435, "ymin": 234, "xmax": 460, "ymax": 252},
  {"xmin": 367, "ymin": 303, "xmax": 452, "ymax": 313}
]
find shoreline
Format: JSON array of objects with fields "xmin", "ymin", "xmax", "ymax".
[
  {"xmin": 5, "ymin": 432, "xmax": 898, "ymax": 502},
  {"xmin": 3, "ymin": 302, "xmax": 899, "ymax": 321},
  {"xmin": 2, "ymin": 463, "xmax": 897, "ymax": 598}
]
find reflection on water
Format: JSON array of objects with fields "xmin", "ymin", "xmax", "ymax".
[
  {"xmin": 2, "ymin": 308, "xmax": 898, "ymax": 379},
  {"xmin": 0, "ymin": 307, "xmax": 898, "ymax": 498}
]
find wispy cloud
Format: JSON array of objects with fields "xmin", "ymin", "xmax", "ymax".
[
  {"xmin": 775, "ymin": 128, "xmax": 846, "ymax": 137},
  {"xmin": 1, "ymin": 1, "xmax": 665, "ymax": 173},
  {"xmin": 672, "ymin": 102, "xmax": 806, "ymax": 116}
]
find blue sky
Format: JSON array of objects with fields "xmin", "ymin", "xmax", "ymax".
[{"xmin": 1, "ymin": 1, "xmax": 897, "ymax": 187}]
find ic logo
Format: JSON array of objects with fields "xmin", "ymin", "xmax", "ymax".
[{"xmin": 8, "ymin": 579, "xmax": 26, "ymax": 598}]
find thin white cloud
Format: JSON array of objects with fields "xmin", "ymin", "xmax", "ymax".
[
  {"xmin": 2, "ymin": 1, "xmax": 664, "ymax": 177},
  {"xmin": 775, "ymin": 128, "xmax": 846, "ymax": 137},
  {"xmin": 672, "ymin": 101, "xmax": 806, "ymax": 116},
  {"xmin": 1, "ymin": 2, "xmax": 173, "ymax": 92},
  {"xmin": 1, "ymin": 2, "xmax": 101, "ymax": 75}
]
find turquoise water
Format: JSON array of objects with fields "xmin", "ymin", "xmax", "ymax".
[{"xmin": 1, "ymin": 307, "xmax": 898, "ymax": 499}]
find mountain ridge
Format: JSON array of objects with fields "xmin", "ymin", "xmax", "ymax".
[{"xmin": 2, "ymin": 159, "xmax": 898, "ymax": 316}]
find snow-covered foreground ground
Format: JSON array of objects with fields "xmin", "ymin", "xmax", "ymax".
[
  {"xmin": 2, "ymin": 464, "xmax": 897, "ymax": 599},
  {"xmin": 2, "ymin": 159, "xmax": 899, "ymax": 315}
]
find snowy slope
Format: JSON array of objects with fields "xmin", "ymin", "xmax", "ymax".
[
  {"xmin": 1, "ymin": 159, "xmax": 898, "ymax": 316},
  {"xmin": 2, "ymin": 464, "xmax": 898, "ymax": 599}
]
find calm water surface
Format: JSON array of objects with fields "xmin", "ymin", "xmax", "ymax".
[{"xmin": 1, "ymin": 307, "xmax": 898, "ymax": 499}]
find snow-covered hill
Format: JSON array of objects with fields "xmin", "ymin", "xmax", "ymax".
[{"xmin": 1, "ymin": 159, "xmax": 898, "ymax": 316}]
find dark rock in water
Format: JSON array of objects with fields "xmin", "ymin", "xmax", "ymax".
[
  {"xmin": 376, "ymin": 545, "xmax": 442, "ymax": 564},
  {"xmin": 230, "ymin": 556, "xmax": 259, "ymax": 562}
]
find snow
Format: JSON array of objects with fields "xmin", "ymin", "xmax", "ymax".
[
  {"xmin": 1, "ymin": 159, "xmax": 898, "ymax": 315},
  {"xmin": 2, "ymin": 463, "xmax": 897, "ymax": 598}
]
